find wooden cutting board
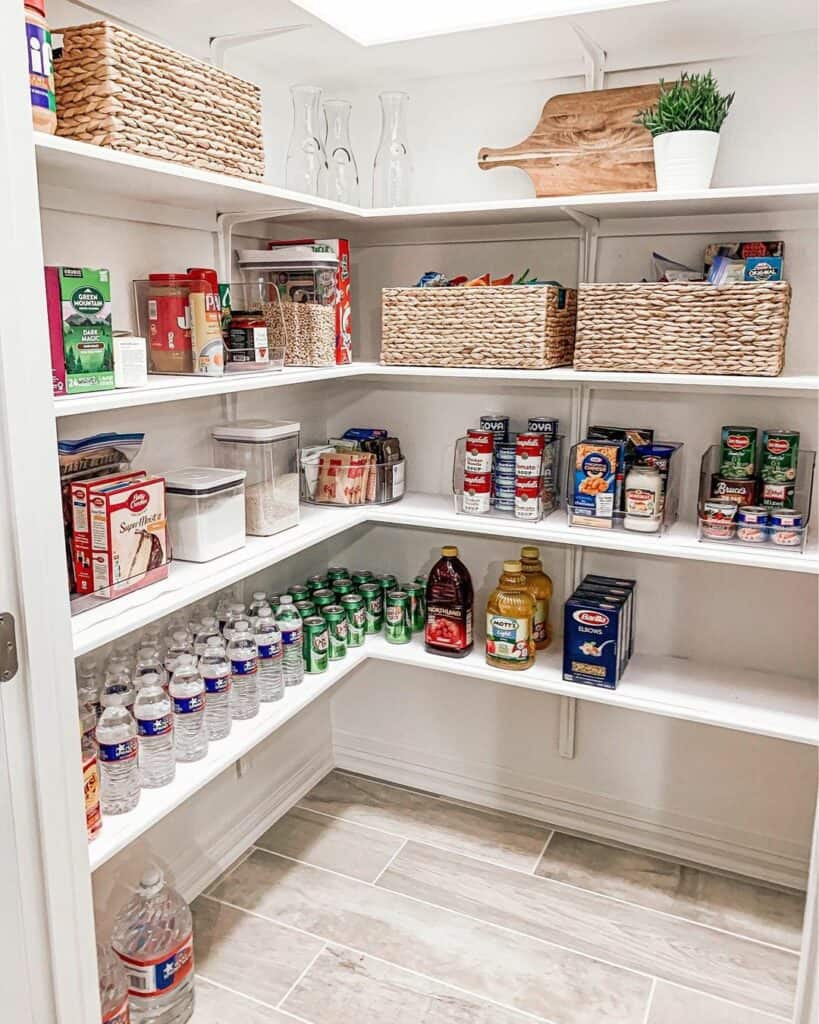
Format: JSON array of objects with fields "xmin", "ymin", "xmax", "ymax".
[{"xmin": 477, "ymin": 83, "xmax": 663, "ymax": 197}]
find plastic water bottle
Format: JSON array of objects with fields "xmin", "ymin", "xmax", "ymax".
[
  {"xmin": 200, "ymin": 640, "xmax": 232, "ymax": 741},
  {"xmin": 102, "ymin": 673, "xmax": 136, "ymax": 717},
  {"xmin": 134, "ymin": 645, "xmax": 168, "ymax": 691},
  {"xmin": 164, "ymin": 630, "xmax": 193, "ymax": 682},
  {"xmin": 227, "ymin": 620, "xmax": 259, "ymax": 720},
  {"xmin": 143, "ymin": 626, "xmax": 165, "ymax": 660},
  {"xmin": 194, "ymin": 616, "xmax": 220, "ymax": 658},
  {"xmin": 255, "ymin": 605, "xmax": 283, "ymax": 702},
  {"xmin": 214, "ymin": 595, "xmax": 232, "ymax": 633},
  {"xmin": 276, "ymin": 596, "xmax": 304, "ymax": 687},
  {"xmin": 81, "ymin": 708, "xmax": 102, "ymax": 842},
  {"xmin": 76, "ymin": 659, "xmax": 101, "ymax": 738},
  {"xmin": 247, "ymin": 591, "xmax": 268, "ymax": 628},
  {"xmin": 168, "ymin": 655, "xmax": 207, "ymax": 763},
  {"xmin": 111, "ymin": 866, "xmax": 195, "ymax": 1024},
  {"xmin": 96, "ymin": 690, "xmax": 139, "ymax": 815},
  {"xmin": 134, "ymin": 673, "xmax": 174, "ymax": 789},
  {"xmin": 104, "ymin": 654, "xmax": 131, "ymax": 687},
  {"xmin": 97, "ymin": 942, "xmax": 130, "ymax": 1024},
  {"xmin": 223, "ymin": 603, "xmax": 247, "ymax": 642}
]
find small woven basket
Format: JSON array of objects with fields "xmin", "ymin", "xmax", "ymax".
[
  {"xmin": 574, "ymin": 282, "xmax": 791, "ymax": 376},
  {"xmin": 380, "ymin": 285, "xmax": 577, "ymax": 369},
  {"xmin": 54, "ymin": 21, "xmax": 265, "ymax": 181}
]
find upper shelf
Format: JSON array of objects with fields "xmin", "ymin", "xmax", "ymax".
[{"xmin": 35, "ymin": 133, "xmax": 819, "ymax": 230}]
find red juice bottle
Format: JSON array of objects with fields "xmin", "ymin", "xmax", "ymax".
[{"xmin": 424, "ymin": 545, "xmax": 474, "ymax": 658}]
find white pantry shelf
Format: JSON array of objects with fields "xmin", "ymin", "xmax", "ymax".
[{"xmin": 88, "ymin": 632, "xmax": 818, "ymax": 871}]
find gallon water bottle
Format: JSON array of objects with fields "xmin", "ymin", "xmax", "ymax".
[
  {"xmin": 227, "ymin": 620, "xmax": 259, "ymax": 720},
  {"xmin": 255, "ymin": 605, "xmax": 283, "ymax": 702},
  {"xmin": 200, "ymin": 640, "xmax": 232, "ymax": 741},
  {"xmin": 97, "ymin": 941, "xmax": 130, "ymax": 1024},
  {"xmin": 247, "ymin": 591, "xmax": 268, "ymax": 628},
  {"xmin": 276, "ymin": 596, "xmax": 304, "ymax": 687},
  {"xmin": 193, "ymin": 616, "xmax": 220, "ymax": 659},
  {"xmin": 134, "ymin": 673, "xmax": 174, "ymax": 788},
  {"xmin": 96, "ymin": 690, "xmax": 139, "ymax": 815},
  {"xmin": 164, "ymin": 630, "xmax": 193, "ymax": 682},
  {"xmin": 111, "ymin": 866, "xmax": 195, "ymax": 1024},
  {"xmin": 168, "ymin": 655, "xmax": 207, "ymax": 763},
  {"xmin": 222, "ymin": 603, "xmax": 247, "ymax": 643},
  {"xmin": 134, "ymin": 646, "xmax": 168, "ymax": 691}
]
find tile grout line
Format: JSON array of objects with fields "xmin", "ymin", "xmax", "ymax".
[
  {"xmin": 195, "ymin": 972, "xmax": 312, "ymax": 1022},
  {"xmin": 287, "ymin": 805, "xmax": 801, "ymax": 955},
  {"xmin": 372, "ymin": 838, "xmax": 408, "ymax": 884},
  {"xmin": 275, "ymin": 942, "xmax": 328, "ymax": 1011},
  {"xmin": 531, "ymin": 830, "xmax": 555, "ymax": 874},
  {"xmin": 200, "ymin": 892, "xmax": 560, "ymax": 1024},
  {"xmin": 655, "ymin": 979, "xmax": 793, "ymax": 1023},
  {"xmin": 641, "ymin": 978, "xmax": 657, "ymax": 1024}
]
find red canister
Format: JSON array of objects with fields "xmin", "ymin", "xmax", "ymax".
[
  {"xmin": 465, "ymin": 429, "xmax": 494, "ymax": 474},
  {"xmin": 514, "ymin": 477, "xmax": 542, "ymax": 521},
  {"xmin": 515, "ymin": 433, "xmax": 545, "ymax": 478},
  {"xmin": 147, "ymin": 273, "xmax": 193, "ymax": 373},
  {"xmin": 462, "ymin": 471, "xmax": 491, "ymax": 514}
]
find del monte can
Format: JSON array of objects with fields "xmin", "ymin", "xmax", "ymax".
[
  {"xmin": 720, "ymin": 426, "xmax": 757, "ymax": 480},
  {"xmin": 761, "ymin": 429, "xmax": 800, "ymax": 483}
]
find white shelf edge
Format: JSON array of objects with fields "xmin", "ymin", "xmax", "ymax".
[{"xmin": 88, "ymin": 634, "xmax": 818, "ymax": 871}]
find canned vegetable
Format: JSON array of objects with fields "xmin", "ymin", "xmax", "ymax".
[
  {"xmin": 720, "ymin": 426, "xmax": 757, "ymax": 480},
  {"xmin": 761, "ymin": 430, "xmax": 800, "ymax": 484}
]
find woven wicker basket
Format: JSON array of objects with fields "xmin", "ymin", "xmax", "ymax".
[
  {"xmin": 574, "ymin": 282, "xmax": 791, "ymax": 376},
  {"xmin": 381, "ymin": 286, "xmax": 577, "ymax": 369},
  {"xmin": 54, "ymin": 21, "xmax": 265, "ymax": 181}
]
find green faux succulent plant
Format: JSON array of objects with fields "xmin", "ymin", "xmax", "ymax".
[{"xmin": 635, "ymin": 71, "xmax": 735, "ymax": 136}]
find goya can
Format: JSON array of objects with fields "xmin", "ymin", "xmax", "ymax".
[
  {"xmin": 385, "ymin": 590, "xmax": 412, "ymax": 644},
  {"xmin": 294, "ymin": 599, "xmax": 316, "ymax": 618},
  {"xmin": 351, "ymin": 569, "xmax": 375, "ymax": 589},
  {"xmin": 479, "ymin": 413, "xmax": 509, "ymax": 443},
  {"xmin": 306, "ymin": 574, "xmax": 329, "ymax": 595},
  {"xmin": 312, "ymin": 588, "xmax": 337, "ymax": 611},
  {"xmin": 760, "ymin": 429, "xmax": 800, "ymax": 483},
  {"xmin": 332, "ymin": 577, "xmax": 356, "ymax": 600},
  {"xmin": 376, "ymin": 573, "xmax": 397, "ymax": 601},
  {"xmin": 403, "ymin": 582, "xmax": 425, "ymax": 633},
  {"xmin": 527, "ymin": 417, "xmax": 558, "ymax": 438},
  {"xmin": 341, "ymin": 593, "xmax": 366, "ymax": 647},
  {"xmin": 720, "ymin": 426, "xmax": 758, "ymax": 479},
  {"xmin": 323, "ymin": 605, "xmax": 348, "ymax": 660},
  {"xmin": 359, "ymin": 582, "xmax": 384, "ymax": 633},
  {"xmin": 302, "ymin": 616, "xmax": 329, "ymax": 674},
  {"xmin": 287, "ymin": 584, "xmax": 310, "ymax": 603},
  {"xmin": 326, "ymin": 566, "xmax": 350, "ymax": 583}
]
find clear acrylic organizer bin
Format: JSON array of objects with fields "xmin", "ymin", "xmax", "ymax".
[
  {"xmin": 697, "ymin": 444, "xmax": 815, "ymax": 553},
  {"xmin": 452, "ymin": 435, "xmax": 563, "ymax": 522},
  {"xmin": 300, "ymin": 447, "xmax": 406, "ymax": 507},
  {"xmin": 565, "ymin": 441, "xmax": 683, "ymax": 534}
]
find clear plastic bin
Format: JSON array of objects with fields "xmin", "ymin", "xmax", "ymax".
[
  {"xmin": 299, "ymin": 447, "xmax": 406, "ymax": 506},
  {"xmin": 697, "ymin": 444, "xmax": 815, "ymax": 553},
  {"xmin": 165, "ymin": 467, "xmax": 246, "ymax": 562},
  {"xmin": 211, "ymin": 420, "xmax": 300, "ymax": 537},
  {"xmin": 452, "ymin": 435, "xmax": 563, "ymax": 522}
]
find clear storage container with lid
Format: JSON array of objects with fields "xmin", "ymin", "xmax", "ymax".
[
  {"xmin": 211, "ymin": 420, "xmax": 300, "ymax": 537},
  {"xmin": 165, "ymin": 467, "xmax": 246, "ymax": 562}
]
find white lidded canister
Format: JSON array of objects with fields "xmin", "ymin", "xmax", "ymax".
[{"xmin": 165, "ymin": 466, "xmax": 246, "ymax": 561}]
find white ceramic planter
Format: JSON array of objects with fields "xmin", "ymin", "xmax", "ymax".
[{"xmin": 652, "ymin": 130, "xmax": 720, "ymax": 192}]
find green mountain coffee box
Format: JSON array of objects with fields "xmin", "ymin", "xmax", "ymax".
[{"xmin": 46, "ymin": 266, "xmax": 114, "ymax": 396}]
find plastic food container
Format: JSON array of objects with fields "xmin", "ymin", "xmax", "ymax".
[
  {"xmin": 211, "ymin": 420, "xmax": 300, "ymax": 536},
  {"xmin": 165, "ymin": 467, "xmax": 246, "ymax": 562},
  {"xmin": 299, "ymin": 447, "xmax": 406, "ymax": 506}
]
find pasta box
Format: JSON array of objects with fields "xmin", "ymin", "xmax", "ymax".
[
  {"xmin": 71, "ymin": 473, "xmax": 168, "ymax": 597},
  {"xmin": 563, "ymin": 595, "xmax": 626, "ymax": 689},
  {"xmin": 582, "ymin": 574, "xmax": 636, "ymax": 657},
  {"xmin": 574, "ymin": 584, "xmax": 632, "ymax": 673}
]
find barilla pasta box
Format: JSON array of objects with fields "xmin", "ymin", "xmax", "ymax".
[
  {"xmin": 582, "ymin": 574, "xmax": 636, "ymax": 657},
  {"xmin": 45, "ymin": 266, "xmax": 115, "ymax": 396},
  {"xmin": 563, "ymin": 595, "xmax": 625, "ymax": 689},
  {"xmin": 574, "ymin": 584, "xmax": 631, "ymax": 676},
  {"xmin": 72, "ymin": 473, "xmax": 168, "ymax": 597},
  {"xmin": 570, "ymin": 441, "xmax": 624, "ymax": 529}
]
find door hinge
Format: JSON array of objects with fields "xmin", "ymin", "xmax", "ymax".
[{"xmin": 0, "ymin": 613, "xmax": 18, "ymax": 682}]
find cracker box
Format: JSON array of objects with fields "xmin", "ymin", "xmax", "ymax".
[
  {"xmin": 72, "ymin": 473, "xmax": 168, "ymax": 597},
  {"xmin": 570, "ymin": 441, "xmax": 624, "ymax": 529},
  {"xmin": 268, "ymin": 238, "xmax": 351, "ymax": 364},
  {"xmin": 46, "ymin": 266, "xmax": 115, "ymax": 396},
  {"xmin": 563, "ymin": 595, "xmax": 625, "ymax": 689}
]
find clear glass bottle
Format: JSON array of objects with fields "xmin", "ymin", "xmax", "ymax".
[
  {"xmin": 200, "ymin": 640, "xmax": 232, "ymax": 741},
  {"xmin": 520, "ymin": 546, "xmax": 553, "ymax": 651},
  {"xmin": 486, "ymin": 560, "xmax": 536, "ymax": 672},
  {"xmin": 111, "ymin": 867, "xmax": 195, "ymax": 1024},
  {"xmin": 96, "ymin": 691, "xmax": 139, "ymax": 815},
  {"xmin": 81, "ymin": 708, "xmax": 102, "ymax": 842},
  {"xmin": 372, "ymin": 91, "xmax": 412, "ymax": 208},
  {"xmin": 227, "ymin": 620, "xmax": 260, "ymax": 719},
  {"xmin": 169, "ymin": 655, "xmax": 208, "ymax": 763},
  {"xmin": 97, "ymin": 941, "xmax": 130, "ymax": 1024},
  {"xmin": 255, "ymin": 605, "xmax": 284, "ymax": 702},
  {"xmin": 285, "ymin": 84, "xmax": 328, "ymax": 197},
  {"xmin": 324, "ymin": 99, "xmax": 359, "ymax": 205},
  {"xmin": 134, "ymin": 673, "xmax": 175, "ymax": 788}
]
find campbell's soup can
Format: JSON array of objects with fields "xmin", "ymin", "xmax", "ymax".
[
  {"xmin": 527, "ymin": 417, "xmax": 558, "ymax": 437},
  {"xmin": 465, "ymin": 429, "xmax": 494, "ymax": 474},
  {"xmin": 462, "ymin": 472, "xmax": 491, "ymax": 514},
  {"xmin": 515, "ymin": 478, "xmax": 542, "ymax": 521},
  {"xmin": 515, "ymin": 433, "xmax": 544, "ymax": 478},
  {"xmin": 479, "ymin": 413, "xmax": 509, "ymax": 442}
]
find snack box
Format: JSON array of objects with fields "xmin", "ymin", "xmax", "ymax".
[
  {"xmin": 71, "ymin": 472, "xmax": 168, "ymax": 597},
  {"xmin": 268, "ymin": 237, "xmax": 351, "ymax": 364},
  {"xmin": 343, "ymin": 427, "xmax": 388, "ymax": 441},
  {"xmin": 563, "ymin": 595, "xmax": 626, "ymax": 689},
  {"xmin": 46, "ymin": 266, "xmax": 115, "ymax": 396},
  {"xmin": 744, "ymin": 257, "xmax": 783, "ymax": 282},
  {"xmin": 570, "ymin": 441, "xmax": 624, "ymax": 529}
]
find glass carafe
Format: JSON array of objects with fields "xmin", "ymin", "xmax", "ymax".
[
  {"xmin": 372, "ymin": 91, "xmax": 412, "ymax": 208},
  {"xmin": 286, "ymin": 85, "xmax": 328, "ymax": 196},
  {"xmin": 324, "ymin": 99, "xmax": 359, "ymax": 205}
]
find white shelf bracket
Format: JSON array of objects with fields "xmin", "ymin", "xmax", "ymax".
[
  {"xmin": 571, "ymin": 23, "xmax": 607, "ymax": 92},
  {"xmin": 209, "ymin": 25, "xmax": 309, "ymax": 68},
  {"xmin": 215, "ymin": 207, "xmax": 314, "ymax": 285},
  {"xmin": 559, "ymin": 506, "xmax": 587, "ymax": 761},
  {"xmin": 559, "ymin": 697, "xmax": 578, "ymax": 759},
  {"xmin": 560, "ymin": 207, "xmax": 600, "ymax": 283}
]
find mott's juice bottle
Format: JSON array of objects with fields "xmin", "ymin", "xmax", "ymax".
[
  {"xmin": 520, "ymin": 546, "xmax": 553, "ymax": 650},
  {"xmin": 486, "ymin": 561, "xmax": 535, "ymax": 671},
  {"xmin": 424, "ymin": 546, "xmax": 473, "ymax": 658}
]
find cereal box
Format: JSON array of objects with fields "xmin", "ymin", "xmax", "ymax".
[{"xmin": 570, "ymin": 441, "xmax": 624, "ymax": 528}]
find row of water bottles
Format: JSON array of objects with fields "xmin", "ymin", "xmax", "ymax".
[{"xmin": 80, "ymin": 590, "xmax": 306, "ymax": 825}]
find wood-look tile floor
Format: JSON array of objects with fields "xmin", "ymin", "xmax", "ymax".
[{"xmin": 192, "ymin": 770, "xmax": 805, "ymax": 1024}]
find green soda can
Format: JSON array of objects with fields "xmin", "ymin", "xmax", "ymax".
[
  {"xmin": 376, "ymin": 573, "xmax": 397, "ymax": 602},
  {"xmin": 340, "ymin": 593, "xmax": 366, "ymax": 647},
  {"xmin": 312, "ymin": 588, "xmax": 336, "ymax": 611},
  {"xmin": 332, "ymin": 578, "xmax": 356, "ymax": 600},
  {"xmin": 294, "ymin": 600, "xmax": 316, "ymax": 619},
  {"xmin": 306, "ymin": 574, "xmax": 329, "ymax": 595},
  {"xmin": 403, "ymin": 582, "xmax": 426, "ymax": 633},
  {"xmin": 414, "ymin": 575, "xmax": 427, "ymax": 619},
  {"xmin": 288, "ymin": 584, "xmax": 310, "ymax": 603},
  {"xmin": 351, "ymin": 569, "xmax": 375, "ymax": 589},
  {"xmin": 323, "ymin": 605, "xmax": 348, "ymax": 660},
  {"xmin": 359, "ymin": 582, "xmax": 384, "ymax": 633},
  {"xmin": 303, "ymin": 616, "xmax": 329, "ymax": 674},
  {"xmin": 326, "ymin": 567, "xmax": 350, "ymax": 583},
  {"xmin": 385, "ymin": 591, "xmax": 412, "ymax": 644}
]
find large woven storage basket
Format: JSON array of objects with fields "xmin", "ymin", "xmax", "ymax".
[
  {"xmin": 381, "ymin": 285, "xmax": 577, "ymax": 369},
  {"xmin": 574, "ymin": 282, "xmax": 790, "ymax": 376},
  {"xmin": 54, "ymin": 21, "xmax": 265, "ymax": 181}
]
